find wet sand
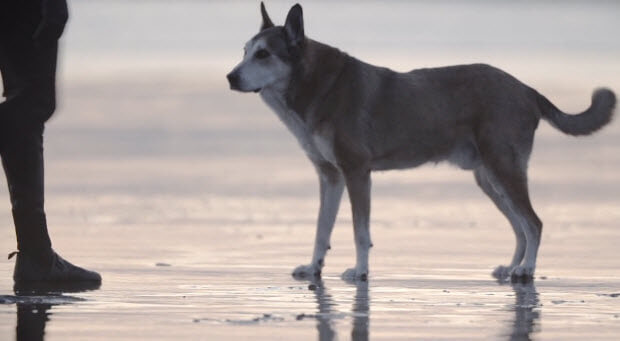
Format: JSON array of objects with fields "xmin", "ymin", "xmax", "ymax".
[
  {"xmin": 2, "ymin": 223, "xmax": 620, "ymax": 340},
  {"xmin": 2, "ymin": 1, "xmax": 620, "ymax": 340},
  {"xmin": 0, "ymin": 77, "xmax": 619, "ymax": 340}
]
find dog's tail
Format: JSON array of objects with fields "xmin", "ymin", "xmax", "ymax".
[{"xmin": 536, "ymin": 88, "xmax": 616, "ymax": 136}]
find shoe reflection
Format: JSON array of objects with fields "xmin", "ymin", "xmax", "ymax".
[
  {"xmin": 9, "ymin": 281, "xmax": 101, "ymax": 341},
  {"xmin": 298, "ymin": 278, "xmax": 370, "ymax": 341},
  {"xmin": 502, "ymin": 278, "xmax": 540, "ymax": 340},
  {"xmin": 16, "ymin": 303, "xmax": 51, "ymax": 341}
]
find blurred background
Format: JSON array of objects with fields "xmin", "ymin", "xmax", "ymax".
[
  {"xmin": 1, "ymin": 0, "xmax": 619, "ymax": 275},
  {"xmin": 1, "ymin": 1, "xmax": 619, "ymax": 340},
  {"xmin": 9, "ymin": 1, "xmax": 618, "ymax": 186}
]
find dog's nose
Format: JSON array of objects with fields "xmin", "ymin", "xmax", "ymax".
[{"xmin": 227, "ymin": 72, "xmax": 239, "ymax": 89}]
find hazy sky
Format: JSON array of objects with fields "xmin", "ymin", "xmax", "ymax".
[{"xmin": 60, "ymin": 1, "xmax": 620, "ymax": 84}]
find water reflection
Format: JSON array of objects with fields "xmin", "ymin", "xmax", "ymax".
[
  {"xmin": 16, "ymin": 303, "xmax": 51, "ymax": 341},
  {"xmin": 503, "ymin": 280, "xmax": 541, "ymax": 340},
  {"xmin": 7, "ymin": 282, "xmax": 101, "ymax": 341},
  {"xmin": 300, "ymin": 279, "xmax": 370, "ymax": 341},
  {"xmin": 301, "ymin": 278, "xmax": 539, "ymax": 341},
  {"xmin": 308, "ymin": 279, "xmax": 337, "ymax": 341},
  {"xmin": 350, "ymin": 281, "xmax": 369, "ymax": 341}
]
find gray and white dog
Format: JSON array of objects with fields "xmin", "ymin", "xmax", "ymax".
[{"xmin": 227, "ymin": 3, "xmax": 616, "ymax": 281}]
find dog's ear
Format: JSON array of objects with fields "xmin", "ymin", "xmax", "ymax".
[
  {"xmin": 284, "ymin": 4, "xmax": 304, "ymax": 50},
  {"xmin": 260, "ymin": 2, "xmax": 274, "ymax": 31}
]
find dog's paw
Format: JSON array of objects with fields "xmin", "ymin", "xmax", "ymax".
[
  {"xmin": 510, "ymin": 265, "xmax": 535, "ymax": 280},
  {"xmin": 341, "ymin": 267, "xmax": 368, "ymax": 282},
  {"xmin": 492, "ymin": 265, "xmax": 514, "ymax": 280},
  {"xmin": 292, "ymin": 264, "xmax": 321, "ymax": 279}
]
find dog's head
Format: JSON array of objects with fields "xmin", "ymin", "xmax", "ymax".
[{"xmin": 227, "ymin": 2, "xmax": 305, "ymax": 93}]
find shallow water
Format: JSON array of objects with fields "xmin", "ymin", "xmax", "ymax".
[
  {"xmin": 2, "ymin": 1, "xmax": 620, "ymax": 340},
  {"xmin": 1, "ymin": 204, "xmax": 620, "ymax": 340}
]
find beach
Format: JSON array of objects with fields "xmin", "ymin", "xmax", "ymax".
[{"xmin": 1, "ymin": 1, "xmax": 620, "ymax": 339}]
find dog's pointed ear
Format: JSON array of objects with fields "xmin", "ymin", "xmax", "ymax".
[
  {"xmin": 260, "ymin": 2, "xmax": 274, "ymax": 31},
  {"xmin": 284, "ymin": 4, "xmax": 304, "ymax": 49}
]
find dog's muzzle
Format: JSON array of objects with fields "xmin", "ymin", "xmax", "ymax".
[
  {"xmin": 226, "ymin": 72, "xmax": 260, "ymax": 93},
  {"xmin": 226, "ymin": 72, "xmax": 241, "ymax": 90}
]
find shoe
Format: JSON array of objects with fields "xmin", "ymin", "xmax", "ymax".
[
  {"xmin": 13, "ymin": 280, "xmax": 101, "ymax": 295},
  {"xmin": 10, "ymin": 250, "xmax": 102, "ymax": 285}
]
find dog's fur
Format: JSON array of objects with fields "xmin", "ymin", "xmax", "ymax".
[{"xmin": 227, "ymin": 3, "xmax": 616, "ymax": 281}]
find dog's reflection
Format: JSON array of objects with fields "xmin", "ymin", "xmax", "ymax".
[
  {"xmin": 503, "ymin": 279, "xmax": 540, "ymax": 340},
  {"xmin": 350, "ymin": 280, "xmax": 369, "ymax": 341},
  {"xmin": 300, "ymin": 278, "xmax": 539, "ymax": 341},
  {"xmin": 308, "ymin": 279, "xmax": 337, "ymax": 341},
  {"xmin": 299, "ymin": 278, "xmax": 369, "ymax": 341}
]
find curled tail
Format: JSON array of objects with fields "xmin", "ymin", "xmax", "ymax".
[{"xmin": 537, "ymin": 88, "xmax": 616, "ymax": 136}]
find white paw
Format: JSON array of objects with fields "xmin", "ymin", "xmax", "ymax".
[
  {"xmin": 292, "ymin": 264, "xmax": 321, "ymax": 279},
  {"xmin": 492, "ymin": 265, "xmax": 514, "ymax": 279},
  {"xmin": 510, "ymin": 265, "xmax": 535, "ymax": 279},
  {"xmin": 341, "ymin": 267, "xmax": 368, "ymax": 282}
]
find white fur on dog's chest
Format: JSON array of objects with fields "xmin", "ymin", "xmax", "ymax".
[
  {"xmin": 260, "ymin": 90, "xmax": 337, "ymax": 165},
  {"xmin": 311, "ymin": 133, "xmax": 337, "ymax": 164}
]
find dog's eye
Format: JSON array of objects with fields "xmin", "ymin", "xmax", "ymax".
[{"xmin": 254, "ymin": 49, "xmax": 270, "ymax": 59}]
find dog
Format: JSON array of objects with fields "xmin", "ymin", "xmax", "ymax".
[{"xmin": 227, "ymin": 2, "xmax": 616, "ymax": 281}]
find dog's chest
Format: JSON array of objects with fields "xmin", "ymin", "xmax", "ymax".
[{"xmin": 260, "ymin": 90, "xmax": 337, "ymax": 165}]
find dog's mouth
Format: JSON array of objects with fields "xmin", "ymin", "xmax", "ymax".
[{"xmin": 228, "ymin": 85, "xmax": 261, "ymax": 93}]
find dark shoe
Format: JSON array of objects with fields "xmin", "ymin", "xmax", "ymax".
[
  {"xmin": 14, "ymin": 281, "xmax": 101, "ymax": 295},
  {"xmin": 11, "ymin": 250, "xmax": 102, "ymax": 284}
]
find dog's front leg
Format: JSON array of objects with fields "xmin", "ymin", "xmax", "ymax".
[
  {"xmin": 342, "ymin": 169, "xmax": 371, "ymax": 281},
  {"xmin": 292, "ymin": 163, "xmax": 344, "ymax": 278}
]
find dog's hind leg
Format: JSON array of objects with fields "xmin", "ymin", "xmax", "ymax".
[
  {"xmin": 478, "ymin": 153, "xmax": 542, "ymax": 280},
  {"xmin": 293, "ymin": 163, "xmax": 344, "ymax": 278},
  {"xmin": 341, "ymin": 169, "xmax": 372, "ymax": 281},
  {"xmin": 475, "ymin": 167, "xmax": 527, "ymax": 279}
]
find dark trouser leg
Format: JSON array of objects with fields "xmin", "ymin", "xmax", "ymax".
[
  {"xmin": 1, "ymin": 5, "xmax": 100, "ymax": 284},
  {"xmin": 1, "ymin": 121, "xmax": 52, "ymax": 258},
  {"xmin": 1, "ymin": 33, "xmax": 58, "ymax": 262}
]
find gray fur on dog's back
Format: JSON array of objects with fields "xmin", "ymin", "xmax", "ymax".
[{"xmin": 314, "ymin": 59, "xmax": 615, "ymax": 171}]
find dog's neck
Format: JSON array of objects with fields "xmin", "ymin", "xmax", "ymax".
[
  {"xmin": 259, "ymin": 39, "xmax": 349, "ymax": 144},
  {"xmin": 286, "ymin": 39, "xmax": 348, "ymax": 119}
]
